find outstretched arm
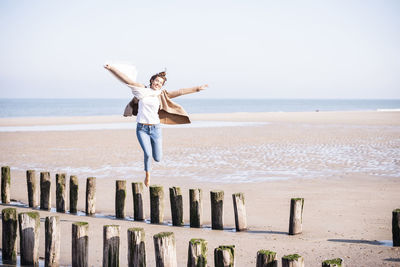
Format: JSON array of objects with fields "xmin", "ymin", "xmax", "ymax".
[
  {"xmin": 104, "ymin": 64, "xmax": 145, "ymax": 88},
  {"xmin": 167, "ymin": 84, "xmax": 208, "ymax": 98}
]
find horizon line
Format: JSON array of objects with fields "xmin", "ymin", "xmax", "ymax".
[{"xmin": 1, "ymin": 97, "xmax": 400, "ymax": 101}]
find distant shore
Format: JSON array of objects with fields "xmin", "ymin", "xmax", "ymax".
[{"xmin": 0, "ymin": 110, "xmax": 399, "ymax": 266}]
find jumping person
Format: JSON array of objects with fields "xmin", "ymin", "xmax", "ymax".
[{"xmin": 105, "ymin": 63, "xmax": 207, "ymax": 187}]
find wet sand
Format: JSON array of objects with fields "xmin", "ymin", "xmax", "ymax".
[{"xmin": 0, "ymin": 111, "xmax": 399, "ymax": 266}]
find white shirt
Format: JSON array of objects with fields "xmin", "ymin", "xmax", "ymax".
[{"xmin": 128, "ymin": 85, "xmax": 161, "ymax": 124}]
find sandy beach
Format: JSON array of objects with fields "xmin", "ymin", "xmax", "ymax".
[{"xmin": 0, "ymin": 111, "xmax": 399, "ymax": 266}]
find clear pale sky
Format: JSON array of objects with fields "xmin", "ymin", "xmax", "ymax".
[{"xmin": 1, "ymin": 1, "xmax": 399, "ymax": 99}]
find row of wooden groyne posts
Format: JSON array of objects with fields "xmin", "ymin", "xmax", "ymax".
[{"xmin": 1, "ymin": 166, "xmax": 399, "ymax": 266}]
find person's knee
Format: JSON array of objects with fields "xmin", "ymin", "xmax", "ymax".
[{"xmin": 153, "ymin": 153, "xmax": 162, "ymax": 162}]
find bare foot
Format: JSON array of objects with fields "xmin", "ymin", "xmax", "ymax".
[{"xmin": 144, "ymin": 172, "xmax": 150, "ymax": 187}]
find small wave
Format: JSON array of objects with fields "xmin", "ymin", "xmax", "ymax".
[{"xmin": 377, "ymin": 108, "xmax": 400, "ymax": 112}]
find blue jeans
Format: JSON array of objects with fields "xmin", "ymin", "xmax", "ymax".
[{"xmin": 136, "ymin": 123, "xmax": 162, "ymax": 171}]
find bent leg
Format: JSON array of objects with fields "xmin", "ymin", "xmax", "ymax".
[{"xmin": 150, "ymin": 125, "xmax": 163, "ymax": 162}]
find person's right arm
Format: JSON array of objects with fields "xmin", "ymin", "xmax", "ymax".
[{"xmin": 104, "ymin": 64, "xmax": 145, "ymax": 88}]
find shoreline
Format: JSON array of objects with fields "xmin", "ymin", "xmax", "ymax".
[{"xmin": 0, "ymin": 110, "xmax": 399, "ymax": 127}]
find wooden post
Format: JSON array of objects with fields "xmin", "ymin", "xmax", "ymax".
[
  {"xmin": 85, "ymin": 177, "xmax": 96, "ymax": 215},
  {"xmin": 45, "ymin": 216, "xmax": 60, "ymax": 267},
  {"xmin": 56, "ymin": 173, "xmax": 66, "ymax": 213},
  {"xmin": 256, "ymin": 250, "xmax": 277, "ymax": 267},
  {"xmin": 211, "ymin": 190, "xmax": 224, "ymax": 230},
  {"xmin": 322, "ymin": 258, "xmax": 343, "ymax": 267},
  {"xmin": 169, "ymin": 186, "xmax": 183, "ymax": 226},
  {"xmin": 72, "ymin": 222, "xmax": 89, "ymax": 267},
  {"xmin": 393, "ymin": 208, "xmax": 400, "ymax": 247},
  {"xmin": 214, "ymin": 245, "xmax": 235, "ymax": 267},
  {"xmin": 153, "ymin": 232, "xmax": 177, "ymax": 267},
  {"xmin": 150, "ymin": 185, "xmax": 164, "ymax": 224},
  {"xmin": 40, "ymin": 171, "xmax": 51, "ymax": 211},
  {"xmin": 103, "ymin": 225, "xmax": 120, "ymax": 267},
  {"xmin": 27, "ymin": 170, "xmax": 38, "ymax": 208},
  {"xmin": 70, "ymin": 175, "xmax": 79, "ymax": 214},
  {"xmin": 289, "ymin": 198, "xmax": 304, "ymax": 235},
  {"xmin": 18, "ymin": 211, "xmax": 40, "ymax": 266},
  {"xmin": 115, "ymin": 180, "xmax": 126, "ymax": 219},
  {"xmin": 189, "ymin": 188, "xmax": 203, "ymax": 228},
  {"xmin": 1, "ymin": 166, "xmax": 11, "ymax": 204},
  {"xmin": 127, "ymin": 228, "xmax": 146, "ymax": 267},
  {"xmin": 187, "ymin": 238, "xmax": 207, "ymax": 267},
  {"xmin": 2, "ymin": 208, "xmax": 18, "ymax": 265},
  {"xmin": 132, "ymin": 182, "xmax": 145, "ymax": 221},
  {"xmin": 232, "ymin": 193, "xmax": 247, "ymax": 231},
  {"xmin": 282, "ymin": 254, "xmax": 304, "ymax": 267}
]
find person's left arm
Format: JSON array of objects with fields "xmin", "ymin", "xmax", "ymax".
[{"xmin": 166, "ymin": 84, "xmax": 208, "ymax": 99}]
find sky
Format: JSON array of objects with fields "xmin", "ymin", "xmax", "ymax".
[{"xmin": 0, "ymin": 0, "xmax": 399, "ymax": 99}]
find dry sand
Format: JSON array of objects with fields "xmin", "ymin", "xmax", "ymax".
[{"xmin": 0, "ymin": 111, "xmax": 399, "ymax": 266}]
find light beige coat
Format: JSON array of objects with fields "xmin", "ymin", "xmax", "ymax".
[
  {"xmin": 106, "ymin": 65, "xmax": 200, "ymax": 124},
  {"xmin": 123, "ymin": 87, "xmax": 201, "ymax": 124}
]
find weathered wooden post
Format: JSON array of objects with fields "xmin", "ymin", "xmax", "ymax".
[
  {"xmin": 72, "ymin": 222, "xmax": 89, "ymax": 267},
  {"xmin": 211, "ymin": 190, "xmax": 224, "ymax": 230},
  {"xmin": 27, "ymin": 170, "xmax": 38, "ymax": 208},
  {"xmin": 132, "ymin": 182, "xmax": 145, "ymax": 221},
  {"xmin": 18, "ymin": 212, "xmax": 40, "ymax": 266},
  {"xmin": 115, "ymin": 180, "xmax": 126, "ymax": 219},
  {"xmin": 70, "ymin": 175, "xmax": 79, "ymax": 214},
  {"xmin": 256, "ymin": 250, "xmax": 277, "ymax": 267},
  {"xmin": 45, "ymin": 216, "xmax": 60, "ymax": 267},
  {"xmin": 56, "ymin": 173, "xmax": 66, "ymax": 213},
  {"xmin": 189, "ymin": 188, "xmax": 203, "ymax": 228},
  {"xmin": 322, "ymin": 258, "xmax": 343, "ymax": 267},
  {"xmin": 169, "ymin": 186, "xmax": 183, "ymax": 226},
  {"xmin": 289, "ymin": 198, "xmax": 304, "ymax": 235},
  {"xmin": 85, "ymin": 177, "xmax": 96, "ymax": 215},
  {"xmin": 103, "ymin": 225, "xmax": 120, "ymax": 267},
  {"xmin": 393, "ymin": 209, "xmax": 400, "ymax": 247},
  {"xmin": 150, "ymin": 185, "xmax": 164, "ymax": 224},
  {"xmin": 1, "ymin": 166, "xmax": 11, "ymax": 204},
  {"xmin": 153, "ymin": 232, "xmax": 177, "ymax": 267},
  {"xmin": 282, "ymin": 254, "xmax": 304, "ymax": 267},
  {"xmin": 232, "ymin": 193, "xmax": 247, "ymax": 231},
  {"xmin": 187, "ymin": 238, "xmax": 207, "ymax": 267},
  {"xmin": 214, "ymin": 245, "xmax": 235, "ymax": 267},
  {"xmin": 2, "ymin": 208, "xmax": 18, "ymax": 265},
  {"xmin": 40, "ymin": 171, "xmax": 51, "ymax": 210},
  {"xmin": 128, "ymin": 228, "xmax": 146, "ymax": 267}
]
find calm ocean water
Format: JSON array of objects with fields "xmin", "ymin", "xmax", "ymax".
[{"xmin": 0, "ymin": 98, "xmax": 399, "ymax": 118}]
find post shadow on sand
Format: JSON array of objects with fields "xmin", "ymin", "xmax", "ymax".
[
  {"xmin": 246, "ymin": 229, "xmax": 287, "ymax": 235},
  {"xmin": 384, "ymin": 258, "xmax": 400, "ymax": 263},
  {"xmin": 327, "ymin": 238, "xmax": 390, "ymax": 246}
]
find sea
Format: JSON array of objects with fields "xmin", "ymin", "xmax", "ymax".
[{"xmin": 0, "ymin": 98, "xmax": 399, "ymax": 118}]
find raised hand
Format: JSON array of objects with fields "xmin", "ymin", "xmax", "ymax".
[{"xmin": 197, "ymin": 84, "xmax": 209, "ymax": 91}]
